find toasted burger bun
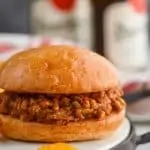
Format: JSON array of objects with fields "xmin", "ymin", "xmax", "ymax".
[
  {"xmin": 0, "ymin": 45, "xmax": 119, "ymax": 93},
  {"xmin": 0, "ymin": 109, "xmax": 125, "ymax": 142},
  {"xmin": 0, "ymin": 60, "xmax": 3, "ymax": 68},
  {"xmin": 0, "ymin": 61, "xmax": 4, "ymax": 93}
]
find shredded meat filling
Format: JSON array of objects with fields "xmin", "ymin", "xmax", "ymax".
[{"xmin": 0, "ymin": 89, "xmax": 125, "ymax": 125}]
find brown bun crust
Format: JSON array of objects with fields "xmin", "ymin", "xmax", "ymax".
[
  {"xmin": 0, "ymin": 109, "xmax": 125, "ymax": 142},
  {"xmin": 0, "ymin": 45, "xmax": 119, "ymax": 93},
  {"xmin": 0, "ymin": 60, "xmax": 3, "ymax": 69}
]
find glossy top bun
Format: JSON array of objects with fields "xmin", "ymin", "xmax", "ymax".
[{"xmin": 0, "ymin": 45, "xmax": 119, "ymax": 93}]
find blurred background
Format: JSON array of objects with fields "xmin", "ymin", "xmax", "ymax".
[{"xmin": 0, "ymin": 0, "xmax": 150, "ymax": 69}]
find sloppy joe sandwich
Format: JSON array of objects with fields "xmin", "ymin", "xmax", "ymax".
[{"xmin": 0, "ymin": 45, "xmax": 126, "ymax": 142}]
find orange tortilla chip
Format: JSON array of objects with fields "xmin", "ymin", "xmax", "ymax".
[{"xmin": 38, "ymin": 143, "xmax": 77, "ymax": 150}]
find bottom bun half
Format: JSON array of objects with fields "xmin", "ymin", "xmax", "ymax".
[{"xmin": 0, "ymin": 110, "xmax": 125, "ymax": 142}]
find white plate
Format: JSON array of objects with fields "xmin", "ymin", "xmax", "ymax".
[{"xmin": 0, "ymin": 118, "xmax": 130, "ymax": 150}]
